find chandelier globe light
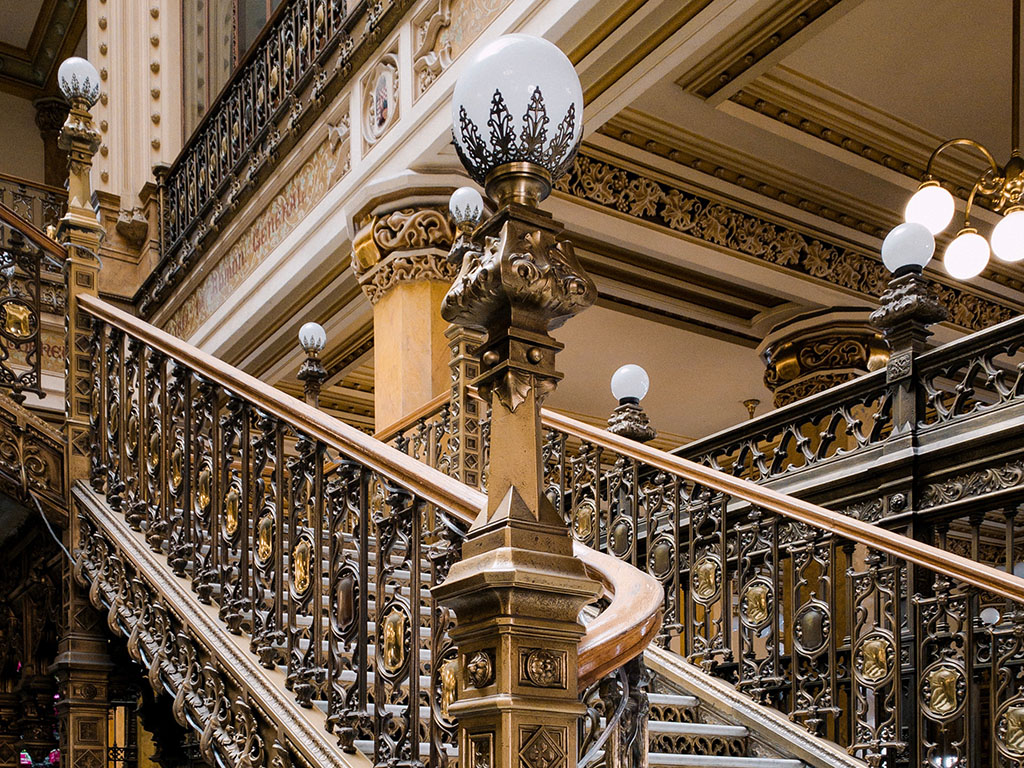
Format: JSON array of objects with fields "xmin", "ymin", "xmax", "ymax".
[{"xmin": 891, "ymin": 0, "xmax": 1024, "ymax": 279}]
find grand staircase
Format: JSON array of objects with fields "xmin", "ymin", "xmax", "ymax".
[{"xmin": 4, "ymin": 202, "xmax": 1024, "ymax": 768}]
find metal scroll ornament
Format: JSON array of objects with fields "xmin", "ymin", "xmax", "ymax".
[{"xmin": 454, "ymin": 87, "xmax": 581, "ymax": 185}]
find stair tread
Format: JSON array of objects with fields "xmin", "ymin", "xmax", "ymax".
[
  {"xmin": 649, "ymin": 721, "xmax": 748, "ymax": 737},
  {"xmin": 649, "ymin": 755, "xmax": 802, "ymax": 768},
  {"xmin": 649, "ymin": 693, "xmax": 699, "ymax": 707}
]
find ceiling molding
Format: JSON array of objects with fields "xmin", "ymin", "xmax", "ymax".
[
  {"xmin": 0, "ymin": 0, "xmax": 85, "ymax": 99},
  {"xmin": 600, "ymin": 111, "xmax": 890, "ymax": 239},
  {"xmin": 599, "ymin": 109, "xmax": 1024, "ymax": 297},
  {"xmin": 676, "ymin": 0, "xmax": 846, "ymax": 103},
  {"xmin": 553, "ymin": 146, "xmax": 1021, "ymax": 332},
  {"xmin": 729, "ymin": 68, "xmax": 992, "ymax": 196}
]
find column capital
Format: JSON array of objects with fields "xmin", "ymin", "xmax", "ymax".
[
  {"xmin": 760, "ymin": 307, "xmax": 889, "ymax": 407},
  {"xmin": 352, "ymin": 204, "xmax": 458, "ymax": 305}
]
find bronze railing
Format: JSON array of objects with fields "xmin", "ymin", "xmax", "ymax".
[
  {"xmin": 0, "ymin": 173, "xmax": 66, "ymax": 235},
  {"xmin": 678, "ymin": 311, "xmax": 1024, "ymax": 484},
  {"xmin": 382, "ymin": 382, "xmax": 1024, "ymax": 767},
  {"xmin": 77, "ymin": 293, "xmax": 662, "ymax": 768},
  {"xmin": 140, "ymin": 0, "xmax": 414, "ymax": 316},
  {"xmin": 0, "ymin": 204, "xmax": 65, "ymax": 402}
]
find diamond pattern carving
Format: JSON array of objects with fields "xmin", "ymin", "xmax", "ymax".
[{"xmin": 519, "ymin": 726, "xmax": 566, "ymax": 768}]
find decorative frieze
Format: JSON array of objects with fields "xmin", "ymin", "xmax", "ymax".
[
  {"xmin": 554, "ymin": 151, "xmax": 1016, "ymax": 332},
  {"xmin": 163, "ymin": 132, "xmax": 349, "ymax": 339},
  {"xmin": 412, "ymin": 0, "xmax": 508, "ymax": 98}
]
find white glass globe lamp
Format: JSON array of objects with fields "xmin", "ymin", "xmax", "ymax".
[
  {"xmin": 58, "ymin": 57, "xmax": 101, "ymax": 107},
  {"xmin": 881, "ymin": 222, "xmax": 935, "ymax": 275},
  {"xmin": 611, "ymin": 364, "xmax": 650, "ymax": 404},
  {"xmin": 298, "ymin": 322, "xmax": 326, "ymax": 356},
  {"xmin": 980, "ymin": 606, "xmax": 1002, "ymax": 626},
  {"xmin": 943, "ymin": 228, "xmax": 989, "ymax": 279},
  {"xmin": 451, "ymin": 34, "xmax": 583, "ymax": 203},
  {"xmin": 904, "ymin": 181, "xmax": 955, "ymax": 235},
  {"xmin": 449, "ymin": 187, "xmax": 484, "ymax": 233},
  {"xmin": 991, "ymin": 208, "xmax": 1024, "ymax": 262}
]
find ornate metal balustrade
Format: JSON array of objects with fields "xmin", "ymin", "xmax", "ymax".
[
  {"xmin": 679, "ymin": 311, "xmax": 1024, "ymax": 486},
  {"xmin": 0, "ymin": 205, "xmax": 65, "ymax": 403},
  {"xmin": 140, "ymin": 0, "xmax": 414, "ymax": 316},
  {"xmin": 381, "ymin": 374, "xmax": 1024, "ymax": 767},
  {"xmin": 0, "ymin": 173, "xmax": 66, "ymax": 235},
  {"xmin": 76, "ymin": 293, "xmax": 661, "ymax": 768}
]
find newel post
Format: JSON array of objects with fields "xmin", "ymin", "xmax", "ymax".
[
  {"xmin": 431, "ymin": 35, "xmax": 600, "ymax": 768},
  {"xmin": 52, "ymin": 56, "xmax": 112, "ymax": 768}
]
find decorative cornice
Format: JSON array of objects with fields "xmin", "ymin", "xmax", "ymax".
[
  {"xmin": 554, "ymin": 149, "xmax": 1017, "ymax": 332},
  {"xmin": 921, "ymin": 459, "xmax": 1024, "ymax": 511},
  {"xmin": 598, "ymin": 117, "xmax": 888, "ymax": 239},
  {"xmin": 763, "ymin": 331, "xmax": 885, "ymax": 408},
  {"xmin": 677, "ymin": 0, "xmax": 842, "ymax": 100},
  {"xmin": 352, "ymin": 206, "xmax": 458, "ymax": 304}
]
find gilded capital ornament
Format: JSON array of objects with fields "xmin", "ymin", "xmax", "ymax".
[{"xmin": 351, "ymin": 205, "xmax": 458, "ymax": 304}]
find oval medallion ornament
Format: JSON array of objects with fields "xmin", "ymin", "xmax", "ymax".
[
  {"xmin": 1, "ymin": 300, "xmax": 33, "ymax": 339},
  {"xmin": 572, "ymin": 499, "xmax": 595, "ymax": 540},
  {"xmin": 334, "ymin": 572, "xmax": 355, "ymax": 632},
  {"xmin": 148, "ymin": 431, "xmax": 160, "ymax": 469},
  {"xmin": 692, "ymin": 556, "xmax": 720, "ymax": 601},
  {"xmin": 997, "ymin": 701, "xmax": 1024, "ymax": 756},
  {"xmin": 921, "ymin": 661, "xmax": 965, "ymax": 719},
  {"xmin": 223, "ymin": 486, "xmax": 240, "ymax": 537},
  {"xmin": 381, "ymin": 607, "xmax": 407, "ymax": 673},
  {"xmin": 740, "ymin": 580, "xmax": 772, "ymax": 627},
  {"xmin": 440, "ymin": 658, "xmax": 459, "ymax": 723},
  {"xmin": 255, "ymin": 514, "xmax": 274, "ymax": 565},
  {"xmin": 291, "ymin": 538, "xmax": 312, "ymax": 595},
  {"xmin": 196, "ymin": 467, "xmax": 212, "ymax": 512},
  {"xmin": 649, "ymin": 538, "xmax": 674, "ymax": 580},
  {"xmin": 170, "ymin": 445, "xmax": 183, "ymax": 488},
  {"xmin": 609, "ymin": 519, "xmax": 632, "ymax": 558},
  {"xmin": 855, "ymin": 634, "xmax": 894, "ymax": 685},
  {"xmin": 794, "ymin": 602, "xmax": 830, "ymax": 656},
  {"xmin": 126, "ymin": 411, "xmax": 139, "ymax": 453}
]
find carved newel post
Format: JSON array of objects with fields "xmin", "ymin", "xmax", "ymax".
[
  {"xmin": 869, "ymin": 222, "xmax": 948, "ymax": 433},
  {"xmin": 53, "ymin": 57, "xmax": 113, "ymax": 768},
  {"xmin": 297, "ymin": 321, "xmax": 328, "ymax": 407},
  {"xmin": 432, "ymin": 35, "xmax": 602, "ymax": 768}
]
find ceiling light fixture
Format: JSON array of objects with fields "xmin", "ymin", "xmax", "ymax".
[{"xmin": 898, "ymin": 0, "xmax": 1024, "ymax": 279}]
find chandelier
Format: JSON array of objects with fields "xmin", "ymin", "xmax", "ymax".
[{"xmin": 900, "ymin": 0, "xmax": 1024, "ymax": 279}]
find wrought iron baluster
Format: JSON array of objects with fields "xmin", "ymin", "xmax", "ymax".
[{"xmin": 167, "ymin": 362, "xmax": 190, "ymax": 576}]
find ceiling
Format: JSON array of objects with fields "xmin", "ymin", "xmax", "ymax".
[
  {"xmin": 255, "ymin": 0, "xmax": 1024, "ymax": 445},
  {"xmin": 0, "ymin": 0, "xmax": 86, "ymax": 98}
]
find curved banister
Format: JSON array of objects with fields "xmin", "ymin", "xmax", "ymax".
[
  {"xmin": 0, "ymin": 202, "xmax": 67, "ymax": 263},
  {"xmin": 542, "ymin": 408, "xmax": 1024, "ymax": 604},
  {"xmin": 79, "ymin": 293, "xmax": 662, "ymax": 688}
]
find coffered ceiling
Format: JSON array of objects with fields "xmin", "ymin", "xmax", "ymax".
[{"xmin": 0, "ymin": 0, "xmax": 85, "ymax": 98}]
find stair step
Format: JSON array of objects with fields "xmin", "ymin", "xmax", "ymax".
[
  {"xmin": 649, "ymin": 693, "xmax": 699, "ymax": 708},
  {"xmin": 649, "ymin": 756, "xmax": 802, "ymax": 768},
  {"xmin": 649, "ymin": 722, "xmax": 748, "ymax": 738}
]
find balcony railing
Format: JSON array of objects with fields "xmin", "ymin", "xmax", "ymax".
[
  {"xmin": 139, "ymin": 0, "xmax": 414, "ymax": 316},
  {"xmin": 0, "ymin": 172, "xmax": 67, "ymax": 235},
  {"xmin": 381, "ymin": 367, "xmax": 1024, "ymax": 767}
]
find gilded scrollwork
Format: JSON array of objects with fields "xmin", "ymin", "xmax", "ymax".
[{"xmin": 554, "ymin": 152, "xmax": 1014, "ymax": 332}]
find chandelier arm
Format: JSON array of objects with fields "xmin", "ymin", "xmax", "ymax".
[
  {"xmin": 923, "ymin": 138, "xmax": 1002, "ymax": 180},
  {"xmin": 963, "ymin": 179, "xmax": 984, "ymax": 228},
  {"xmin": 1015, "ymin": 0, "xmax": 1021, "ymax": 151}
]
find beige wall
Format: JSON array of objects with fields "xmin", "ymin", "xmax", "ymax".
[{"xmin": 0, "ymin": 93, "xmax": 44, "ymax": 182}]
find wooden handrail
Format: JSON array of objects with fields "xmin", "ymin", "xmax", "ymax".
[
  {"xmin": 79, "ymin": 293, "xmax": 662, "ymax": 685},
  {"xmin": 0, "ymin": 203, "xmax": 67, "ymax": 263},
  {"xmin": 542, "ymin": 408, "xmax": 1024, "ymax": 604},
  {"xmin": 374, "ymin": 390, "xmax": 449, "ymax": 442},
  {"xmin": 0, "ymin": 171, "xmax": 68, "ymax": 198}
]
